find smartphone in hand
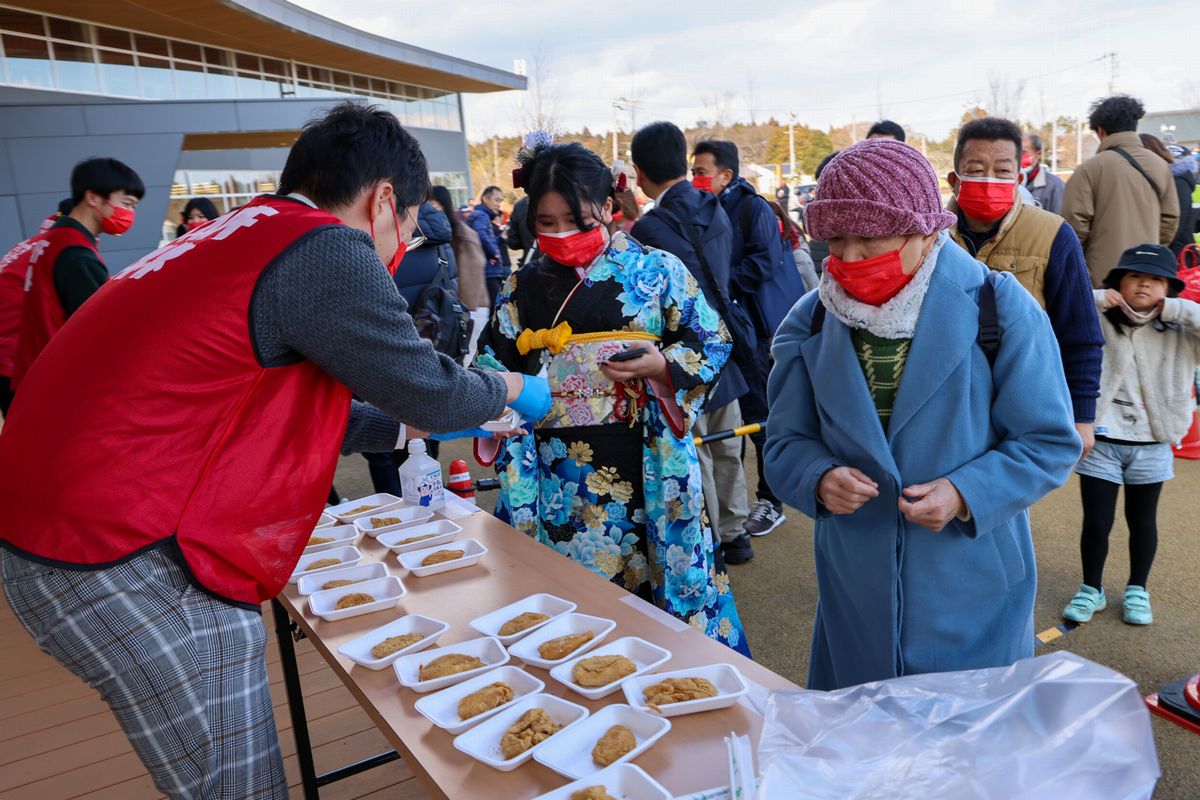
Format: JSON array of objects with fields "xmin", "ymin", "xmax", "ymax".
[{"xmin": 606, "ymin": 347, "xmax": 647, "ymax": 363}]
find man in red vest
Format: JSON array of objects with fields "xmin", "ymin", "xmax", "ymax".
[
  {"xmin": 0, "ymin": 199, "xmax": 71, "ymax": 415},
  {"xmin": 0, "ymin": 102, "xmax": 550, "ymax": 799},
  {"xmin": 9, "ymin": 158, "xmax": 145, "ymax": 390}
]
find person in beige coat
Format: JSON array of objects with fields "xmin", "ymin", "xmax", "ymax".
[{"xmin": 1061, "ymin": 95, "xmax": 1179, "ymax": 287}]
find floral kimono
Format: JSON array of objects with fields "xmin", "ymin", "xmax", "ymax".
[{"xmin": 476, "ymin": 231, "xmax": 749, "ymax": 655}]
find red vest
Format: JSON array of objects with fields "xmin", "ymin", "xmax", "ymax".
[
  {"xmin": 0, "ymin": 196, "xmax": 352, "ymax": 607},
  {"xmin": 9, "ymin": 222, "xmax": 100, "ymax": 388},
  {"xmin": 0, "ymin": 213, "xmax": 65, "ymax": 376}
]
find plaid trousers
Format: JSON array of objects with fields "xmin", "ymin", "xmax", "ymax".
[{"xmin": 2, "ymin": 546, "xmax": 288, "ymax": 799}]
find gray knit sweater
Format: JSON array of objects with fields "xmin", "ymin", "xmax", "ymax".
[{"xmin": 250, "ymin": 224, "xmax": 507, "ymax": 454}]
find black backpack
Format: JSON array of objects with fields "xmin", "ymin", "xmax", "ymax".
[{"xmin": 411, "ymin": 251, "xmax": 472, "ymax": 364}]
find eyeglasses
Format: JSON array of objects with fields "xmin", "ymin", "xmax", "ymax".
[{"xmin": 404, "ymin": 209, "xmax": 426, "ymax": 251}]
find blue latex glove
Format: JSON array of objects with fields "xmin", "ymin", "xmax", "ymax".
[
  {"xmin": 508, "ymin": 374, "xmax": 552, "ymax": 421},
  {"xmin": 428, "ymin": 428, "xmax": 492, "ymax": 441}
]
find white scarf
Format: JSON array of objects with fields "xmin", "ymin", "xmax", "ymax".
[{"xmin": 817, "ymin": 230, "xmax": 949, "ymax": 339}]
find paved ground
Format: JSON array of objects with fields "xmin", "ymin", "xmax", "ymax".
[{"xmin": 333, "ymin": 444, "xmax": 1199, "ymax": 798}]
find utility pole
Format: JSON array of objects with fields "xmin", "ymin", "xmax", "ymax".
[
  {"xmin": 611, "ymin": 99, "xmax": 621, "ymax": 163},
  {"xmin": 1051, "ymin": 118, "xmax": 1058, "ymax": 172},
  {"xmin": 1076, "ymin": 118, "xmax": 1083, "ymax": 170},
  {"xmin": 492, "ymin": 136, "xmax": 499, "ymax": 185},
  {"xmin": 788, "ymin": 113, "xmax": 796, "ymax": 180},
  {"xmin": 1104, "ymin": 51, "xmax": 1119, "ymax": 95}
]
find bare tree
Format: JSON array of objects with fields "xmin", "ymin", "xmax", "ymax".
[
  {"xmin": 521, "ymin": 43, "xmax": 560, "ymax": 135},
  {"xmin": 986, "ymin": 72, "xmax": 1027, "ymax": 120},
  {"xmin": 702, "ymin": 91, "xmax": 737, "ymax": 134},
  {"xmin": 745, "ymin": 72, "xmax": 759, "ymax": 127}
]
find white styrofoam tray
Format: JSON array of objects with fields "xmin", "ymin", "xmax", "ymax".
[
  {"xmin": 550, "ymin": 637, "xmax": 671, "ymax": 700},
  {"xmin": 289, "ymin": 546, "xmax": 363, "ymax": 583},
  {"xmin": 327, "ymin": 493, "xmax": 404, "ymax": 523},
  {"xmin": 414, "ymin": 665, "xmax": 544, "ymax": 734},
  {"xmin": 307, "ymin": 575, "xmax": 405, "ymax": 622},
  {"xmin": 533, "ymin": 703, "xmax": 671, "ymax": 780},
  {"xmin": 337, "ymin": 613, "xmax": 448, "ymax": 670},
  {"xmin": 506, "ymin": 613, "xmax": 615, "ymax": 670},
  {"xmin": 393, "ymin": 636, "xmax": 509, "ymax": 693},
  {"xmin": 452, "ymin": 693, "xmax": 589, "ymax": 772},
  {"xmin": 530, "ymin": 763, "xmax": 672, "ymax": 800},
  {"xmin": 353, "ymin": 506, "xmax": 435, "ymax": 537},
  {"xmin": 296, "ymin": 561, "xmax": 388, "ymax": 596},
  {"xmin": 396, "ymin": 538, "xmax": 486, "ymax": 577},
  {"xmin": 314, "ymin": 511, "xmax": 338, "ymax": 530},
  {"xmin": 376, "ymin": 520, "xmax": 463, "ymax": 555},
  {"xmin": 621, "ymin": 663, "xmax": 749, "ymax": 717},
  {"xmin": 468, "ymin": 593, "xmax": 577, "ymax": 645},
  {"xmin": 481, "ymin": 409, "xmax": 526, "ymax": 433},
  {"xmin": 303, "ymin": 524, "xmax": 361, "ymax": 554}
]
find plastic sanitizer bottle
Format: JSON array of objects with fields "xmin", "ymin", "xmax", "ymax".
[{"xmin": 398, "ymin": 439, "xmax": 445, "ymax": 510}]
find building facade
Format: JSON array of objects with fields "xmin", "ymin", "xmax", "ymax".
[{"xmin": 0, "ymin": 1, "xmax": 523, "ymax": 269}]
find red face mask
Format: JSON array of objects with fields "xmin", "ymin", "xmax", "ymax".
[
  {"xmin": 826, "ymin": 243, "xmax": 915, "ymax": 306},
  {"xmin": 1020, "ymin": 152, "xmax": 1034, "ymax": 169},
  {"xmin": 691, "ymin": 175, "xmax": 714, "ymax": 193},
  {"xmin": 370, "ymin": 195, "xmax": 406, "ymax": 275},
  {"xmin": 954, "ymin": 174, "xmax": 1017, "ymax": 224},
  {"xmin": 537, "ymin": 226, "xmax": 608, "ymax": 268},
  {"xmin": 101, "ymin": 202, "xmax": 135, "ymax": 236}
]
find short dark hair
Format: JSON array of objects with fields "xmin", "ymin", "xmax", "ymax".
[
  {"xmin": 522, "ymin": 142, "xmax": 613, "ymax": 233},
  {"xmin": 866, "ymin": 120, "xmax": 906, "ymax": 142},
  {"xmin": 70, "ymin": 157, "xmax": 144, "ymax": 205},
  {"xmin": 480, "ymin": 185, "xmax": 502, "ymax": 201},
  {"xmin": 1087, "ymin": 94, "xmax": 1145, "ymax": 135},
  {"xmin": 430, "ymin": 185, "xmax": 457, "ymax": 235},
  {"xmin": 181, "ymin": 197, "xmax": 219, "ymax": 222},
  {"xmin": 1026, "ymin": 133, "xmax": 1043, "ymax": 152},
  {"xmin": 630, "ymin": 121, "xmax": 688, "ymax": 184},
  {"xmin": 815, "ymin": 151, "xmax": 839, "ymax": 180},
  {"xmin": 954, "ymin": 117, "xmax": 1023, "ymax": 170},
  {"xmin": 278, "ymin": 101, "xmax": 429, "ymax": 209},
  {"xmin": 692, "ymin": 140, "xmax": 739, "ymax": 180}
]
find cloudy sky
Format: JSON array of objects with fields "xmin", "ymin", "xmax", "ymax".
[{"xmin": 293, "ymin": 0, "xmax": 1195, "ymax": 142}]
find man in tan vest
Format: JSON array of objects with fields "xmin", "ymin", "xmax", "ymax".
[{"xmin": 948, "ymin": 116, "xmax": 1104, "ymax": 456}]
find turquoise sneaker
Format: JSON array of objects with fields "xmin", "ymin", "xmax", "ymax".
[
  {"xmin": 1062, "ymin": 584, "xmax": 1106, "ymax": 622},
  {"xmin": 1123, "ymin": 585, "xmax": 1153, "ymax": 625}
]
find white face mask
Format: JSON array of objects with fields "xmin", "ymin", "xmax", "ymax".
[{"xmin": 1118, "ymin": 297, "xmax": 1160, "ymax": 324}]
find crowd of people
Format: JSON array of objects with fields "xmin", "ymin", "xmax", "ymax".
[{"xmin": 0, "ymin": 92, "xmax": 1196, "ymax": 797}]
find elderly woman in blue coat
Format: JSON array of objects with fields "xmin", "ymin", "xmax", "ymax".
[{"xmin": 764, "ymin": 139, "xmax": 1082, "ymax": 691}]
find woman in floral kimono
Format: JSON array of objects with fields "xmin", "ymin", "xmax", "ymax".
[{"xmin": 475, "ymin": 141, "xmax": 748, "ymax": 654}]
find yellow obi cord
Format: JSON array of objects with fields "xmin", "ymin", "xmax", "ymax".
[{"xmin": 516, "ymin": 326, "xmax": 661, "ymax": 356}]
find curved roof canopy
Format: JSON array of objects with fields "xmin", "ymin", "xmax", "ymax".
[{"xmin": 14, "ymin": 0, "xmax": 525, "ymax": 94}]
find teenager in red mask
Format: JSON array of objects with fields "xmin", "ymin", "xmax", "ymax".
[
  {"xmin": 0, "ymin": 102, "xmax": 549, "ymax": 799},
  {"xmin": 947, "ymin": 117, "xmax": 1103, "ymax": 459},
  {"xmin": 8, "ymin": 157, "xmax": 144, "ymax": 389},
  {"xmin": 765, "ymin": 137, "xmax": 1081, "ymax": 690},
  {"xmin": 474, "ymin": 140, "xmax": 751, "ymax": 656}
]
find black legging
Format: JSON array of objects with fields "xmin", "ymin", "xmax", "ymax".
[{"xmin": 1079, "ymin": 475, "xmax": 1162, "ymax": 589}]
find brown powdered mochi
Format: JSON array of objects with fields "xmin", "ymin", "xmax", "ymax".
[
  {"xmin": 642, "ymin": 676, "xmax": 719, "ymax": 710},
  {"xmin": 344, "ymin": 504, "xmax": 378, "ymax": 515},
  {"xmin": 570, "ymin": 788, "xmax": 616, "ymax": 800},
  {"xmin": 370, "ymin": 633, "xmax": 425, "ymax": 659},
  {"xmin": 308, "ymin": 535, "xmax": 334, "ymax": 545},
  {"xmin": 397, "ymin": 533, "xmax": 435, "ymax": 545},
  {"xmin": 591, "ymin": 724, "xmax": 636, "ymax": 765},
  {"xmin": 538, "ymin": 630, "xmax": 595, "ymax": 661},
  {"xmin": 335, "ymin": 593, "xmax": 374, "ymax": 609},
  {"xmin": 305, "ymin": 558, "xmax": 341, "ymax": 571},
  {"xmin": 320, "ymin": 578, "xmax": 363, "ymax": 590},
  {"xmin": 418, "ymin": 653, "xmax": 485, "ymax": 681},
  {"xmin": 499, "ymin": 708, "xmax": 562, "ymax": 759},
  {"xmin": 499, "ymin": 612, "xmax": 549, "ymax": 636},
  {"xmin": 457, "ymin": 681, "xmax": 514, "ymax": 720},
  {"xmin": 573, "ymin": 654, "xmax": 636, "ymax": 687},
  {"xmin": 370, "ymin": 516, "xmax": 402, "ymax": 528},
  {"xmin": 421, "ymin": 549, "xmax": 464, "ymax": 566}
]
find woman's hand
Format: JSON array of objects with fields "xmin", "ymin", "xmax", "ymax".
[
  {"xmin": 599, "ymin": 347, "xmax": 668, "ymax": 383},
  {"xmin": 817, "ymin": 467, "xmax": 879, "ymax": 514},
  {"xmin": 898, "ymin": 478, "xmax": 966, "ymax": 532}
]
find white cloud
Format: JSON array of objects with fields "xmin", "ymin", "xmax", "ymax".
[{"xmin": 290, "ymin": 0, "xmax": 1194, "ymax": 142}]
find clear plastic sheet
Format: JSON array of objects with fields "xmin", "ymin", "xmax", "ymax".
[{"xmin": 755, "ymin": 651, "xmax": 1159, "ymax": 799}]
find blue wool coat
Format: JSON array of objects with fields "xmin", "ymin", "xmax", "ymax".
[{"xmin": 764, "ymin": 242, "xmax": 1080, "ymax": 691}]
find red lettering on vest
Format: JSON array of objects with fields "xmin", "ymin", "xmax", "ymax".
[{"xmin": 0, "ymin": 197, "xmax": 352, "ymax": 606}]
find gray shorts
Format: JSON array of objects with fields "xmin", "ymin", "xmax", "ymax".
[{"xmin": 1075, "ymin": 440, "xmax": 1174, "ymax": 485}]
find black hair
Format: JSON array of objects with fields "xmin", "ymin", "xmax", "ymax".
[
  {"xmin": 430, "ymin": 185, "xmax": 457, "ymax": 239},
  {"xmin": 278, "ymin": 100, "xmax": 429, "ymax": 209},
  {"xmin": 70, "ymin": 157, "xmax": 144, "ymax": 205},
  {"xmin": 692, "ymin": 140, "xmax": 740, "ymax": 180},
  {"xmin": 181, "ymin": 197, "xmax": 219, "ymax": 222},
  {"xmin": 56, "ymin": 197, "xmax": 74, "ymax": 216},
  {"xmin": 866, "ymin": 120, "xmax": 906, "ymax": 142},
  {"xmin": 1027, "ymin": 133, "xmax": 1043, "ymax": 152},
  {"xmin": 954, "ymin": 117, "xmax": 1023, "ymax": 170},
  {"xmin": 521, "ymin": 142, "xmax": 613, "ymax": 233},
  {"xmin": 1087, "ymin": 94, "xmax": 1145, "ymax": 135},
  {"xmin": 815, "ymin": 151, "xmax": 839, "ymax": 180},
  {"xmin": 630, "ymin": 121, "xmax": 688, "ymax": 184},
  {"xmin": 480, "ymin": 185, "xmax": 502, "ymax": 201}
]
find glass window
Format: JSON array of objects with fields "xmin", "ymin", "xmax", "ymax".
[
  {"xmin": 173, "ymin": 60, "xmax": 206, "ymax": 98},
  {"xmin": 171, "ymin": 41, "xmax": 202, "ymax": 65},
  {"xmin": 330, "ymin": 71, "xmax": 352, "ymax": 92},
  {"xmin": 137, "ymin": 55, "xmax": 174, "ymax": 98},
  {"xmin": 47, "ymin": 18, "xmax": 89, "ymax": 44},
  {"xmin": 205, "ymin": 65, "xmax": 236, "ymax": 98},
  {"xmin": 99, "ymin": 48, "xmax": 138, "ymax": 96},
  {"xmin": 50, "ymin": 42, "xmax": 100, "ymax": 93},
  {"xmin": 235, "ymin": 72, "xmax": 265, "ymax": 99},
  {"xmin": 235, "ymin": 53, "xmax": 260, "ymax": 73},
  {"xmin": 133, "ymin": 33, "xmax": 170, "ymax": 58},
  {"xmin": 203, "ymin": 47, "xmax": 231, "ymax": 70},
  {"xmin": 95, "ymin": 27, "xmax": 132, "ymax": 51},
  {"xmin": 3, "ymin": 34, "xmax": 53, "ymax": 88},
  {"xmin": 260, "ymin": 57, "xmax": 287, "ymax": 79},
  {"xmin": 0, "ymin": 9, "xmax": 46, "ymax": 38}
]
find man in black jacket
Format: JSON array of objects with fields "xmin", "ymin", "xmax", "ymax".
[
  {"xmin": 631, "ymin": 122, "xmax": 755, "ymax": 563},
  {"xmin": 693, "ymin": 140, "xmax": 803, "ymax": 542}
]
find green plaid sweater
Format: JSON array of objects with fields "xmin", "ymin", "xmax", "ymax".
[{"xmin": 851, "ymin": 330, "xmax": 912, "ymax": 431}]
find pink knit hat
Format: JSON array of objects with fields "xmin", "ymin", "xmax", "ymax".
[{"xmin": 806, "ymin": 139, "xmax": 956, "ymax": 240}]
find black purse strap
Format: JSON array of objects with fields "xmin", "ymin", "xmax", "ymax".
[
  {"xmin": 652, "ymin": 204, "xmax": 737, "ymax": 322},
  {"xmin": 1111, "ymin": 146, "xmax": 1162, "ymax": 197}
]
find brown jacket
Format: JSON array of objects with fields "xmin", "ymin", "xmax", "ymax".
[
  {"xmin": 948, "ymin": 197, "xmax": 1062, "ymax": 308},
  {"xmin": 1061, "ymin": 130, "xmax": 1180, "ymax": 286},
  {"xmin": 451, "ymin": 218, "xmax": 489, "ymax": 310}
]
